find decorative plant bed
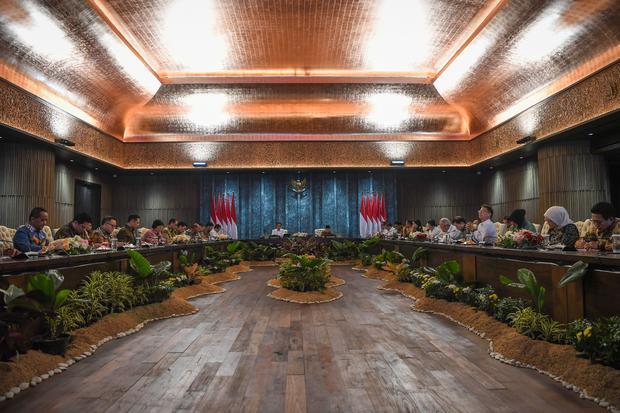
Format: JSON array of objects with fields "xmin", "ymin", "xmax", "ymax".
[
  {"xmin": 268, "ymin": 287, "xmax": 343, "ymax": 304},
  {"xmin": 267, "ymin": 275, "xmax": 345, "ymax": 289}
]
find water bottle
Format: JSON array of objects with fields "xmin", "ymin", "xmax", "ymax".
[
  {"xmin": 135, "ymin": 235, "xmax": 141, "ymax": 247},
  {"xmin": 110, "ymin": 237, "xmax": 117, "ymax": 251}
]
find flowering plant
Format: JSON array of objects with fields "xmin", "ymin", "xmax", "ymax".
[
  {"xmin": 49, "ymin": 236, "xmax": 90, "ymax": 255},
  {"xmin": 499, "ymin": 230, "xmax": 543, "ymax": 249},
  {"xmin": 170, "ymin": 234, "xmax": 191, "ymax": 244},
  {"xmin": 409, "ymin": 231, "xmax": 428, "ymax": 240}
]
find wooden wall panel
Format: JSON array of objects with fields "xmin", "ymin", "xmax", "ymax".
[
  {"xmin": 397, "ymin": 171, "xmax": 482, "ymax": 223},
  {"xmin": 111, "ymin": 174, "xmax": 201, "ymax": 228},
  {"xmin": 538, "ymin": 140, "xmax": 610, "ymax": 220},
  {"xmin": 481, "ymin": 158, "xmax": 540, "ymax": 223},
  {"xmin": 0, "ymin": 143, "xmax": 55, "ymax": 229},
  {"xmin": 55, "ymin": 162, "xmax": 113, "ymax": 228}
]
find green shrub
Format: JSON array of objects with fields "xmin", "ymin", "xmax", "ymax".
[
  {"xmin": 495, "ymin": 297, "xmax": 530, "ymax": 323},
  {"xmin": 278, "ymin": 254, "xmax": 331, "ymax": 292},
  {"xmin": 373, "ymin": 249, "xmax": 405, "ymax": 269},
  {"xmin": 500, "ymin": 268, "xmax": 545, "ymax": 313},
  {"xmin": 569, "ymin": 317, "xmax": 620, "ymax": 368},
  {"xmin": 472, "ymin": 286, "xmax": 497, "ymax": 313},
  {"xmin": 507, "ymin": 308, "xmax": 565, "ymax": 342},
  {"xmin": 329, "ymin": 240, "xmax": 359, "ymax": 261},
  {"xmin": 359, "ymin": 253, "xmax": 373, "ymax": 267}
]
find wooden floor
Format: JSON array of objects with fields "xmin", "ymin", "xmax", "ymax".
[{"xmin": 1, "ymin": 267, "xmax": 601, "ymax": 413}]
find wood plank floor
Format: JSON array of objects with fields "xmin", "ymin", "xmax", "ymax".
[{"xmin": 0, "ymin": 267, "xmax": 601, "ymax": 413}]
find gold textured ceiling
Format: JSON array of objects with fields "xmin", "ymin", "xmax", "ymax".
[{"xmin": 0, "ymin": 0, "xmax": 618, "ymax": 143}]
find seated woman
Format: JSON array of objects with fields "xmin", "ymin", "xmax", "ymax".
[
  {"xmin": 143, "ymin": 220, "xmax": 166, "ymax": 245},
  {"xmin": 425, "ymin": 220, "xmax": 436, "ymax": 235},
  {"xmin": 544, "ymin": 206, "xmax": 579, "ymax": 250},
  {"xmin": 507, "ymin": 209, "xmax": 537, "ymax": 233},
  {"xmin": 402, "ymin": 220, "xmax": 414, "ymax": 237}
]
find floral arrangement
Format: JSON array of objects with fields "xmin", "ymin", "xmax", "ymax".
[
  {"xmin": 499, "ymin": 230, "xmax": 543, "ymax": 249},
  {"xmin": 49, "ymin": 236, "xmax": 90, "ymax": 255},
  {"xmin": 170, "ymin": 234, "xmax": 191, "ymax": 244},
  {"xmin": 409, "ymin": 231, "xmax": 428, "ymax": 240},
  {"xmin": 278, "ymin": 253, "xmax": 331, "ymax": 292}
]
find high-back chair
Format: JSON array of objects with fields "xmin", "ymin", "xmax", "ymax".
[{"xmin": 0, "ymin": 226, "xmax": 16, "ymax": 252}]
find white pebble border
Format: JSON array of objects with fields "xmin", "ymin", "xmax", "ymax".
[
  {"xmin": 267, "ymin": 290, "xmax": 343, "ymax": 304},
  {"xmin": 376, "ymin": 281, "xmax": 619, "ymax": 412},
  {"xmin": 0, "ymin": 275, "xmax": 251, "ymax": 404}
]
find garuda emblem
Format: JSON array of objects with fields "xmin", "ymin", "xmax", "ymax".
[{"xmin": 289, "ymin": 177, "xmax": 307, "ymax": 194}]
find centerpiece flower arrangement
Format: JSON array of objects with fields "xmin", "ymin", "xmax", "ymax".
[
  {"xmin": 499, "ymin": 229, "xmax": 543, "ymax": 249},
  {"xmin": 409, "ymin": 231, "xmax": 428, "ymax": 240},
  {"xmin": 170, "ymin": 234, "xmax": 191, "ymax": 244},
  {"xmin": 293, "ymin": 232, "xmax": 308, "ymax": 238},
  {"xmin": 49, "ymin": 236, "xmax": 91, "ymax": 255},
  {"xmin": 278, "ymin": 253, "xmax": 331, "ymax": 292}
]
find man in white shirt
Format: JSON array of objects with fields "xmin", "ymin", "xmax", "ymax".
[
  {"xmin": 271, "ymin": 222, "xmax": 287, "ymax": 238},
  {"xmin": 473, "ymin": 204, "xmax": 497, "ymax": 245},
  {"xmin": 431, "ymin": 218, "xmax": 459, "ymax": 242},
  {"xmin": 209, "ymin": 224, "xmax": 222, "ymax": 240},
  {"xmin": 381, "ymin": 223, "xmax": 398, "ymax": 239}
]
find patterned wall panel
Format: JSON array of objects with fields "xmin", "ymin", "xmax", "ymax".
[{"xmin": 200, "ymin": 171, "xmax": 397, "ymax": 238}]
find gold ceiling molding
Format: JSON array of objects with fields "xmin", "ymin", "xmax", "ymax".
[
  {"xmin": 0, "ymin": 0, "xmax": 617, "ymax": 142},
  {"xmin": 470, "ymin": 60, "xmax": 620, "ymax": 164}
]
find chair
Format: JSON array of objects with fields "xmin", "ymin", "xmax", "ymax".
[
  {"xmin": 0, "ymin": 226, "xmax": 16, "ymax": 252},
  {"xmin": 540, "ymin": 221, "xmax": 550, "ymax": 236},
  {"xmin": 52, "ymin": 228, "xmax": 59, "ymax": 237},
  {"xmin": 43, "ymin": 226, "xmax": 54, "ymax": 243},
  {"xmin": 497, "ymin": 223, "xmax": 507, "ymax": 236},
  {"xmin": 138, "ymin": 227, "xmax": 150, "ymax": 238},
  {"xmin": 111, "ymin": 228, "xmax": 120, "ymax": 238},
  {"xmin": 579, "ymin": 219, "xmax": 592, "ymax": 238}
]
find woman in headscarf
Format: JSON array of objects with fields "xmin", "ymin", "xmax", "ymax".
[
  {"xmin": 507, "ymin": 209, "xmax": 537, "ymax": 233},
  {"xmin": 544, "ymin": 206, "xmax": 580, "ymax": 250}
]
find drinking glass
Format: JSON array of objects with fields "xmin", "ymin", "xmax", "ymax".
[{"xmin": 612, "ymin": 234, "xmax": 620, "ymax": 253}]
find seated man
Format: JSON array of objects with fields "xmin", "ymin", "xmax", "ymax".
[
  {"xmin": 116, "ymin": 214, "xmax": 141, "ymax": 245},
  {"xmin": 13, "ymin": 207, "xmax": 50, "ymax": 252},
  {"xmin": 473, "ymin": 204, "xmax": 497, "ymax": 245},
  {"xmin": 425, "ymin": 220, "xmax": 436, "ymax": 235},
  {"xmin": 187, "ymin": 223, "xmax": 205, "ymax": 240},
  {"xmin": 143, "ymin": 220, "xmax": 166, "ymax": 245},
  {"xmin": 177, "ymin": 221, "xmax": 188, "ymax": 235},
  {"xmin": 576, "ymin": 202, "xmax": 620, "ymax": 251},
  {"xmin": 452, "ymin": 216, "xmax": 468, "ymax": 240},
  {"xmin": 381, "ymin": 223, "xmax": 398, "ymax": 239},
  {"xmin": 55, "ymin": 213, "xmax": 92, "ymax": 240},
  {"xmin": 271, "ymin": 222, "xmax": 287, "ymax": 238},
  {"xmin": 322, "ymin": 225, "xmax": 334, "ymax": 236},
  {"xmin": 91, "ymin": 216, "xmax": 117, "ymax": 246},
  {"xmin": 209, "ymin": 224, "xmax": 222, "ymax": 240},
  {"xmin": 163, "ymin": 218, "xmax": 178, "ymax": 240},
  {"xmin": 431, "ymin": 218, "xmax": 459, "ymax": 242}
]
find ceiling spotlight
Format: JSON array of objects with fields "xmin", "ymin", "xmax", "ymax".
[
  {"xmin": 442, "ymin": 170, "xmax": 446, "ymax": 173},
  {"xmin": 516, "ymin": 135, "xmax": 536, "ymax": 145},
  {"xmin": 390, "ymin": 160, "xmax": 405, "ymax": 166},
  {"xmin": 69, "ymin": 159, "xmax": 74, "ymax": 163},
  {"xmin": 192, "ymin": 161, "xmax": 208, "ymax": 167},
  {"xmin": 587, "ymin": 132, "xmax": 594, "ymax": 136},
  {"xmin": 95, "ymin": 167, "xmax": 99, "ymax": 171},
  {"xmin": 519, "ymin": 156, "xmax": 524, "ymax": 160},
  {"xmin": 476, "ymin": 171, "xmax": 482, "ymax": 175},
  {"xmin": 112, "ymin": 174, "xmax": 118, "ymax": 178},
  {"xmin": 489, "ymin": 166, "xmax": 494, "ymax": 170},
  {"xmin": 150, "ymin": 172, "xmax": 155, "ymax": 176},
  {"xmin": 332, "ymin": 171, "xmax": 336, "ymax": 174},
  {"xmin": 226, "ymin": 171, "xmax": 230, "ymax": 174},
  {"xmin": 55, "ymin": 138, "xmax": 75, "ymax": 147},
  {"xmin": 261, "ymin": 171, "xmax": 265, "ymax": 174}
]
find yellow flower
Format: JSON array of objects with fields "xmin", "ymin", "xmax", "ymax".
[
  {"xmin": 583, "ymin": 326, "xmax": 592, "ymax": 338},
  {"xmin": 576, "ymin": 331, "xmax": 583, "ymax": 341},
  {"xmin": 489, "ymin": 294, "xmax": 498, "ymax": 301}
]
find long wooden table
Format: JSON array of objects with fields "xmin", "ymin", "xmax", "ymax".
[
  {"xmin": 378, "ymin": 239, "xmax": 620, "ymax": 322},
  {"xmin": 0, "ymin": 241, "xmax": 231, "ymax": 290}
]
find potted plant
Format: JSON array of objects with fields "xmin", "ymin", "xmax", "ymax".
[{"xmin": 3, "ymin": 271, "xmax": 73, "ymax": 355}]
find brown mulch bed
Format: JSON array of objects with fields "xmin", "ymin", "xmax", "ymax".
[
  {"xmin": 268, "ymin": 287, "xmax": 343, "ymax": 304},
  {"xmin": 0, "ymin": 271, "xmax": 240, "ymax": 397},
  {"xmin": 378, "ymin": 280, "xmax": 620, "ymax": 409},
  {"xmin": 362, "ymin": 266, "xmax": 397, "ymax": 282},
  {"xmin": 246, "ymin": 260, "xmax": 278, "ymax": 267},
  {"xmin": 267, "ymin": 276, "xmax": 346, "ymax": 289}
]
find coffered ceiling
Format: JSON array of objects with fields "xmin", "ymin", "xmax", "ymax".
[{"xmin": 0, "ymin": 0, "xmax": 618, "ymax": 144}]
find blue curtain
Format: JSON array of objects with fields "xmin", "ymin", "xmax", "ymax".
[{"xmin": 200, "ymin": 171, "xmax": 397, "ymax": 239}]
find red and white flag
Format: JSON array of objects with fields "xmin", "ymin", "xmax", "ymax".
[
  {"xmin": 359, "ymin": 194, "xmax": 368, "ymax": 238},
  {"xmin": 230, "ymin": 193, "xmax": 238, "ymax": 239}
]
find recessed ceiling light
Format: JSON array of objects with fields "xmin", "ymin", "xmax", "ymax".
[
  {"xmin": 587, "ymin": 132, "xmax": 594, "ymax": 136},
  {"xmin": 519, "ymin": 156, "xmax": 524, "ymax": 160},
  {"xmin": 516, "ymin": 135, "xmax": 536, "ymax": 145},
  {"xmin": 226, "ymin": 171, "xmax": 230, "ymax": 174},
  {"xmin": 476, "ymin": 171, "xmax": 482, "ymax": 175},
  {"xmin": 489, "ymin": 166, "xmax": 494, "ymax": 170},
  {"xmin": 261, "ymin": 171, "xmax": 265, "ymax": 174},
  {"xmin": 150, "ymin": 172, "xmax": 155, "ymax": 176},
  {"xmin": 192, "ymin": 161, "xmax": 208, "ymax": 167},
  {"xmin": 55, "ymin": 138, "xmax": 75, "ymax": 147},
  {"xmin": 69, "ymin": 159, "xmax": 74, "ymax": 163},
  {"xmin": 112, "ymin": 174, "xmax": 118, "ymax": 178},
  {"xmin": 332, "ymin": 171, "xmax": 336, "ymax": 174},
  {"xmin": 95, "ymin": 167, "xmax": 99, "ymax": 171},
  {"xmin": 390, "ymin": 160, "xmax": 405, "ymax": 166},
  {"xmin": 442, "ymin": 170, "xmax": 446, "ymax": 173}
]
